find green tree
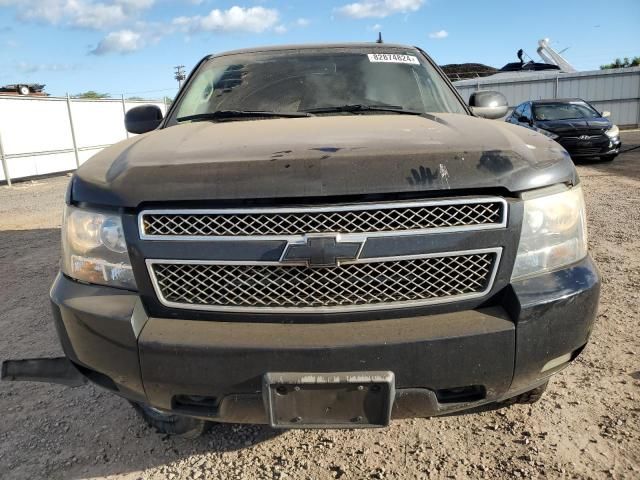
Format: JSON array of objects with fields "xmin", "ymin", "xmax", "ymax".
[
  {"xmin": 126, "ymin": 96, "xmax": 146, "ymax": 101},
  {"xmin": 73, "ymin": 90, "xmax": 111, "ymax": 99},
  {"xmin": 600, "ymin": 56, "xmax": 640, "ymax": 69},
  {"xmin": 163, "ymin": 96, "xmax": 174, "ymax": 106}
]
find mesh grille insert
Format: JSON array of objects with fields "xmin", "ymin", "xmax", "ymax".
[
  {"xmin": 142, "ymin": 201, "xmax": 504, "ymax": 237},
  {"xmin": 151, "ymin": 252, "xmax": 496, "ymax": 311}
]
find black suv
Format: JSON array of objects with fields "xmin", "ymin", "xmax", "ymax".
[
  {"xmin": 506, "ymin": 98, "xmax": 621, "ymax": 161},
  {"xmin": 3, "ymin": 44, "xmax": 599, "ymax": 437}
]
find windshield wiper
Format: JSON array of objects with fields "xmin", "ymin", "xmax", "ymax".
[
  {"xmin": 302, "ymin": 104, "xmax": 423, "ymax": 115},
  {"xmin": 177, "ymin": 110, "xmax": 314, "ymax": 122}
]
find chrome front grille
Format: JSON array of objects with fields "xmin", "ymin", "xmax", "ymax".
[
  {"xmin": 147, "ymin": 250, "xmax": 500, "ymax": 312},
  {"xmin": 140, "ymin": 199, "xmax": 506, "ymax": 238}
]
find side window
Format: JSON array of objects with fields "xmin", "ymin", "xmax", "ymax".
[
  {"xmin": 522, "ymin": 103, "xmax": 532, "ymax": 120},
  {"xmin": 512, "ymin": 103, "xmax": 524, "ymax": 119}
]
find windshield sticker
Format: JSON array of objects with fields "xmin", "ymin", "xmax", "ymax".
[{"xmin": 367, "ymin": 53, "xmax": 420, "ymax": 65}]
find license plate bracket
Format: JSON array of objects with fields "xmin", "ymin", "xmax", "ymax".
[{"xmin": 263, "ymin": 371, "xmax": 395, "ymax": 429}]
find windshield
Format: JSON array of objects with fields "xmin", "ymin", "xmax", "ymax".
[
  {"xmin": 172, "ymin": 48, "xmax": 466, "ymax": 122},
  {"xmin": 533, "ymin": 102, "xmax": 600, "ymax": 121}
]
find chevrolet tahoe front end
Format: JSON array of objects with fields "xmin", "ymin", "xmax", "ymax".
[{"xmin": 3, "ymin": 44, "xmax": 600, "ymax": 435}]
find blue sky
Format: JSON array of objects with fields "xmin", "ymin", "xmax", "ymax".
[{"xmin": 0, "ymin": 0, "xmax": 638, "ymax": 98}]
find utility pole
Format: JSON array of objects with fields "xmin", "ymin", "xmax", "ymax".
[{"xmin": 174, "ymin": 65, "xmax": 186, "ymax": 89}]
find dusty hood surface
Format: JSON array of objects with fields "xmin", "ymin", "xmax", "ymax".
[{"xmin": 72, "ymin": 113, "xmax": 577, "ymax": 207}]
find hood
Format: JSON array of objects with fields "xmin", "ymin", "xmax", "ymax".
[
  {"xmin": 535, "ymin": 117, "xmax": 611, "ymax": 136},
  {"xmin": 72, "ymin": 113, "xmax": 577, "ymax": 208}
]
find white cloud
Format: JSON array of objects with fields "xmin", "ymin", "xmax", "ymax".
[
  {"xmin": 428, "ymin": 29, "xmax": 448, "ymax": 39},
  {"xmin": 295, "ymin": 18, "xmax": 310, "ymax": 27},
  {"xmin": 90, "ymin": 29, "xmax": 144, "ymax": 54},
  {"xmin": 173, "ymin": 6, "xmax": 280, "ymax": 34},
  {"xmin": 274, "ymin": 24, "xmax": 287, "ymax": 34},
  {"xmin": 16, "ymin": 61, "xmax": 80, "ymax": 73},
  {"xmin": 336, "ymin": 0, "xmax": 424, "ymax": 19},
  {"xmin": 0, "ymin": 0, "xmax": 154, "ymax": 30},
  {"xmin": 115, "ymin": 0, "xmax": 154, "ymax": 9},
  {"xmin": 368, "ymin": 23, "xmax": 382, "ymax": 31}
]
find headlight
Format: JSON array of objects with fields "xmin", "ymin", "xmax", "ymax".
[
  {"xmin": 533, "ymin": 126, "xmax": 559, "ymax": 140},
  {"xmin": 512, "ymin": 185, "xmax": 588, "ymax": 280},
  {"xmin": 61, "ymin": 206, "xmax": 137, "ymax": 290},
  {"xmin": 605, "ymin": 125, "xmax": 619, "ymax": 138}
]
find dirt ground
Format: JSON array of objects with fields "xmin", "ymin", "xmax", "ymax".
[{"xmin": 0, "ymin": 132, "xmax": 639, "ymax": 480}]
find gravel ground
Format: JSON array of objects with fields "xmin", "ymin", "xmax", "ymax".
[{"xmin": 1, "ymin": 132, "xmax": 639, "ymax": 480}]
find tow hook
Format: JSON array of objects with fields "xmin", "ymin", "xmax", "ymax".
[{"xmin": 1, "ymin": 357, "xmax": 87, "ymax": 387}]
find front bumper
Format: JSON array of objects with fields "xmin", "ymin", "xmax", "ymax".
[
  {"xmin": 559, "ymin": 137, "xmax": 621, "ymax": 158},
  {"xmin": 50, "ymin": 255, "xmax": 600, "ymax": 424}
]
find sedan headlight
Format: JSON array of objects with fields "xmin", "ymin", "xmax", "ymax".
[
  {"xmin": 605, "ymin": 125, "xmax": 619, "ymax": 138},
  {"xmin": 61, "ymin": 206, "xmax": 137, "ymax": 290},
  {"xmin": 512, "ymin": 185, "xmax": 588, "ymax": 280},
  {"xmin": 534, "ymin": 127, "xmax": 559, "ymax": 140}
]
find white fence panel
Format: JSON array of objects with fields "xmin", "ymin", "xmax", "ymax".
[
  {"xmin": 0, "ymin": 98, "xmax": 73, "ymax": 155},
  {"xmin": 70, "ymin": 100, "xmax": 129, "ymax": 152},
  {"xmin": 16, "ymin": 152, "xmax": 78, "ymax": 178},
  {"xmin": 0, "ymin": 96, "xmax": 167, "ymax": 184}
]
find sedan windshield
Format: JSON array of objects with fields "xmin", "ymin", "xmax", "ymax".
[
  {"xmin": 172, "ymin": 48, "xmax": 466, "ymax": 122},
  {"xmin": 533, "ymin": 102, "xmax": 601, "ymax": 121}
]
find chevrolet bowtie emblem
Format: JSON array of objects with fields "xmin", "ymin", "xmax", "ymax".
[{"xmin": 281, "ymin": 235, "xmax": 362, "ymax": 268}]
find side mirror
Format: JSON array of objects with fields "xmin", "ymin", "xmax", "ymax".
[
  {"xmin": 601, "ymin": 111, "xmax": 611, "ymax": 118},
  {"xmin": 518, "ymin": 115, "xmax": 531, "ymax": 124},
  {"xmin": 469, "ymin": 91, "xmax": 509, "ymax": 119},
  {"xmin": 125, "ymin": 105, "xmax": 163, "ymax": 134}
]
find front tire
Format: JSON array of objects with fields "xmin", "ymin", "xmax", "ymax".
[{"xmin": 130, "ymin": 401, "xmax": 207, "ymax": 438}]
